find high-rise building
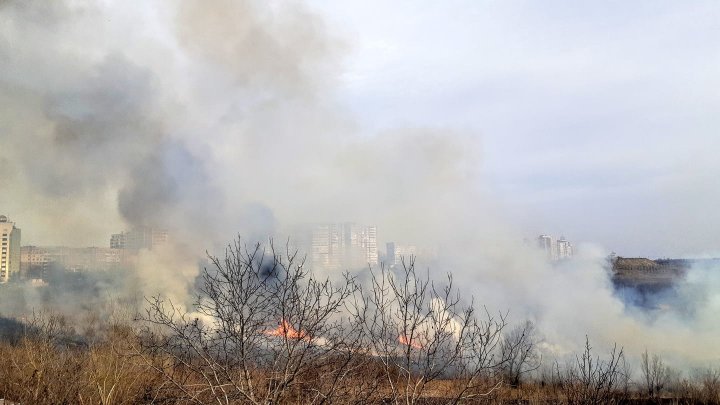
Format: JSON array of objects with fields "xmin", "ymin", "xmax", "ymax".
[
  {"xmin": 0, "ymin": 215, "xmax": 21, "ymax": 282},
  {"xmin": 310, "ymin": 223, "xmax": 378, "ymax": 271},
  {"xmin": 386, "ymin": 242, "xmax": 396, "ymax": 265},
  {"xmin": 311, "ymin": 223, "xmax": 336, "ymax": 270},
  {"xmin": 111, "ymin": 227, "xmax": 168, "ymax": 251},
  {"xmin": 557, "ymin": 236, "xmax": 573, "ymax": 260},
  {"xmin": 20, "ymin": 245, "xmax": 55, "ymax": 277},
  {"xmin": 537, "ymin": 234, "xmax": 573, "ymax": 261},
  {"xmin": 385, "ymin": 243, "xmax": 420, "ymax": 266},
  {"xmin": 110, "ymin": 233, "xmax": 126, "ymax": 249},
  {"xmin": 360, "ymin": 225, "xmax": 378, "ymax": 265},
  {"xmin": 537, "ymin": 234, "xmax": 557, "ymax": 261},
  {"xmin": 21, "ymin": 246, "xmax": 123, "ymax": 277}
]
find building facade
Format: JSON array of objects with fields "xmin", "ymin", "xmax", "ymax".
[
  {"xmin": 537, "ymin": 234, "xmax": 573, "ymax": 261},
  {"xmin": 110, "ymin": 233, "xmax": 126, "ymax": 249},
  {"xmin": 537, "ymin": 234, "xmax": 556, "ymax": 261},
  {"xmin": 21, "ymin": 246, "xmax": 124, "ymax": 277},
  {"xmin": 110, "ymin": 227, "xmax": 168, "ymax": 251},
  {"xmin": 386, "ymin": 242, "xmax": 420, "ymax": 266},
  {"xmin": 310, "ymin": 223, "xmax": 378, "ymax": 271},
  {"xmin": 556, "ymin": 236, "xmax": 573, "ymax": 260},
  {"xmin": 0, "ymin": 215, "xmax": 21, "ymax": 282}
]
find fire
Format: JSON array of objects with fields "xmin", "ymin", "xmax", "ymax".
[
  {"xmin": 398, "ymin": 334, "xmax": 423, "ymax": 350},
  {"xmin": 265, "ymin": 319, "xmax": 309, "ymax": 341}
]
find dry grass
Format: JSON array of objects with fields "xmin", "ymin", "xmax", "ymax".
[
  {"xmin": 0, "ymin": 332, "xmax": 717, "ymax": 405},
  {"xmin": 0, "ymin": 314, "xmax": 714, "ymax": 404}
]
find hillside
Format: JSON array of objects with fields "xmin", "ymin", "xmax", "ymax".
[{"xmin": 611, "ymin": 257, "xmax": 688, "ymax": 291}]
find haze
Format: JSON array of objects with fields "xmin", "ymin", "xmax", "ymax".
[
  {"xmin": 1, "ymin": 0, "xmax": 720, "ymax": 371},
  {"xmin": 2, "ymin": 1, "xmax": 719, "ymax": 258},
  {"xmin": 310, "ymin": 0, "xmax": 720, "ymax": 258}
]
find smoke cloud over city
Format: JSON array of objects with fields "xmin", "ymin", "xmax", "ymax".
[{"xmin": 0, "ymin": 0, "xmax": 718, "ymax": 372}]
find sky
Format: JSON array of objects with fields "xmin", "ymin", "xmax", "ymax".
[
  {"xmin": 307, "ymin": 0, "xmax": 720, "ymax": 257},
  {"xmin": 1, "ymin": 0, "xmax": 719, "ymax": 258}
]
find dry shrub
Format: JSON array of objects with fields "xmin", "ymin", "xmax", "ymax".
[
  {"xmin": 0, "ymin": 315, "xmax": 175, "ymax": 405},
  {"xmin": 553, "ymin": 337, "xmax": 628, "ymax": 405},
  {"xmin": 0, "ymin": 336, "xmax": 84, "ymax": 404},
  {"xmin": 673, "ymin": 367, "xmax": 720, "ymax": 405},
  {"xmin": 79, "ymin": 326, "xmax": 170, "ymax": 405},
  {"xmin": 357, "ymin": 258, "xmax": 507, "ymax": 404}
]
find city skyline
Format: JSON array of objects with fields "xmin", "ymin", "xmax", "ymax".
[
  {"xmin": 4, "ymin": 211, "xmax": 677, "ymax": 260},
  {"xmin": 1, "ymin": 214, "xmax": 587, "ymax": 281}
]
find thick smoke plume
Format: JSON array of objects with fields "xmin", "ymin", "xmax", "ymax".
[{"xmin": 0, "ymin": 0, "xmax": 718, "ymax": 370}]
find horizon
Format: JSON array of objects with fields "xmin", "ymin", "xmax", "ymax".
[{"xmin": 4, "ymin": 213, "xmax": 719, "ymax": 261}]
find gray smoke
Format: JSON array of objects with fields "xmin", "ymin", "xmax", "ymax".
[{"xmin": 0, "ymin": 0, "xmax": 718, "ymax": 370}]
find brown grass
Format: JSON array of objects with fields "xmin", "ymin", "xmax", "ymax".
[{"xmin": 0, "ymin": 323, "xmax": 716, "ymax": 404}]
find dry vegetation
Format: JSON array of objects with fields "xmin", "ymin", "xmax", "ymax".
[
  {"xmin": 611, "ymin": 257, "xmax": 687, "ymax": 288},
  {"xmin": 0, "ymin": 242, "xmax": 717, "ymax": 404}
]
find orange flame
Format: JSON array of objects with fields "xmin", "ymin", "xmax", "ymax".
[
  {"xmin": 398, "ymin": 334, "xmax": 423, "ymax": 349},
  {"xmin": 265, "ymin": 319, "xmax": 309, "ymax": 341}
]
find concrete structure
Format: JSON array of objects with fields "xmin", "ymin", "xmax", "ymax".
[
  {"xmin": 20, "ymin": 246, "xmax": 124, "ymax": 277},
  {"xmin": 557, "ymin": 236, "xmax": 574, "ymax": 260},
  {"xmin": 538, "ymin": 234, "xmax": 574, "ymax": 261},
  {"xmin": 386, "ymin": 243, "xmax": 420, "ymax": 266},
  {"xmin": 110, "ymin": 227, "xmax": 168, "ymax": 251},
  {"xmin": 0, "ymin": 215, "xmax": 21, "ymax": 282},
  {"xmin": 310, "ymin": 223, "xmax": 378, "ymax": 271},
  {"xmin": 537, "ymin": 234, "xmax": 556, "ymax": 261},
  {"xmin": 110, "ymin": 233, "xmax": 126, "ymax": 249},
  {"xmin": 386, "ymin": 242, "xmax": 396, "ymax": 265},
  {"xmin": 362, "ymin": 225, "xmax": 378, "ymax": 265}
]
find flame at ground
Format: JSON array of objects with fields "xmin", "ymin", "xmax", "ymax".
[
  {"xmin": 265, "ymin": 319, "xmax": 310, "ymax": 341},
  {"xmin": 398, "ymin": 334, "xmax": 423, "ymax": 350}
]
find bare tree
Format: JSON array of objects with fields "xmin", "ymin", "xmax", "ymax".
[
  {"xmin": 354, "ymin": 257, "xmax": 507, "ymax": 404},
  {"xmin": 499, "ymin": 320, "xmax": 541, "ymax": 387},
  {"xmin": 640, "ymin": 349, "xmax": 671, "ymax": 399},
  {"xmin": 556, "ymin": 336, "xmax": 627, "ymax": 405},
  {"xmin": 693, "ymin": 366, "xmax": 720, "ymax": 404},
  {"xmin": 137, "ymin": 239, "xmax": 368, "ymax": 405}
]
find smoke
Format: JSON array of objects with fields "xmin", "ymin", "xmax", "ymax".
[
  {"xmin": 450, "ymin": 245, "xmax": 720, "ymax": 369},
  {"xmin": 0, "ymin": 0, "xmax": 718, "ymax": 370}
]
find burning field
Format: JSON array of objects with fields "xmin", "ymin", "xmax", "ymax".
[{"xmin": 1, "ymin": 0, "xmax": 720, "ymax": 403}]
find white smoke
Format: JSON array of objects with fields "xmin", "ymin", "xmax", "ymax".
[{"xmin": 0, "ymin": 0, "xmax": 718, "ymax": 369}]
